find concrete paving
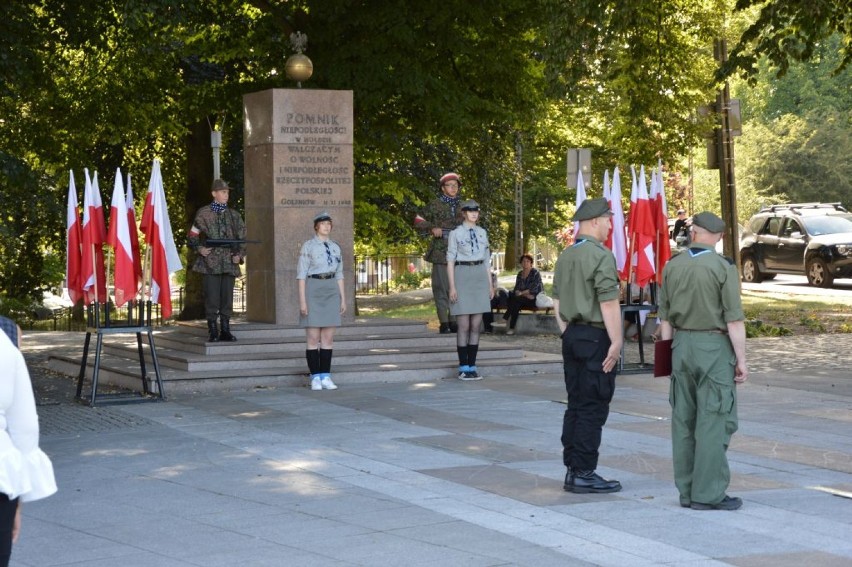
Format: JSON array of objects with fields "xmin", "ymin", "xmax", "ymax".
[{"xmin": 13, "ymin": 331, "xmax": 852, "ymax": 566}]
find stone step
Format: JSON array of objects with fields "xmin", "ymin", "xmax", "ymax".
[
  {"xmin": 97, "ymin": 343, "xmax": 525, "ymax": 372},
  {"xmin": 44, "ymin": 319, "xmax": 565, "ymax": 397},
  {"xmin": 51, "ymin": 350, "xmax": 564, "ymax": 395},
  {"xmin": 151, "ymin": 331, "xmax": 458, "ymax": 355}
]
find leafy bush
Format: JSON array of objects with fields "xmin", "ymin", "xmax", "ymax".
[
  {"xmin": 389, "ymin": 271, "xmax": 429, "ymax": 292},
  {"xmin": 745, "ymin": 319, "xmax": 792, "ymax": 338}
]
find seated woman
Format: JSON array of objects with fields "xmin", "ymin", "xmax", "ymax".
[
  {"xmin": 502, "ymin": 254, "xmax": 543, "ymax": 335},
  {"xmin": 483, "ymin": 271, "xmax": 508, "ymax": 333}
]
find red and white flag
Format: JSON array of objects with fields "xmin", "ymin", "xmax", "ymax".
[
  {"xmin": 106, "ymin": 168, "xmax": 136, "ymax": 307},
  {"xmin": 572, "ymin": 169, "xmax": 587, "ymax": 237},
  {"xmin": 628, "ymin": 165, "xmax": 656, "ymax": 287},
  {"xmin": 607, "ymin": 167, "xmax": 629, "ymax": 280},
  {"xmin": 649, "ymin": 163, "xmax": 671, "ymax": 283},
  {"xmin": 65, "ymin": 171, "xmax": 84, "ymax": 305},
  {"xmin": 140, "ymin": 159, "xmax": 182, "ymax": 319},
  {"xmin": 81, "ymin": 169, "xmax": 107, "ymax": 303},
  {"xmin": 125, "ymin": 173, "xmax": 143, "ymax": 295}
]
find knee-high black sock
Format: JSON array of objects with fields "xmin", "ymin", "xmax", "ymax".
[
  {"xmin": 456, "ymin": 346, "xmax": 469, "ymax": 367},
  {"xmin": 306, "ymin": 349, "xmax": 321, "ymax": 375},
  {"xmin": 319, "ymin": 348, "xmax": 333, "ymax": 374},
  {"xmin": 467, "ymin": 344, "xmax": 479, "ymax": 367}
]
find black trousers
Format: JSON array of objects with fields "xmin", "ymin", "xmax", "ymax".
[
  {"xmin": 503, "ymin": 293, "xmax": 536, "ymax": 328},
  {"xmin": 203, "ymin": 274, "xmax": 236, "ymax": 319},
  {"xmin": 561, "ymin": 324, "xmax": 617, "ymax": 472},
  {"xmin": 0, "ymin": 494, "xmax": 18, "ymax": 567}
]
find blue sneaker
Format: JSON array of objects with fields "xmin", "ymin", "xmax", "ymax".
[{"xmin": 457, "ymin": 365, "xmax": 471, "ymax": 379}]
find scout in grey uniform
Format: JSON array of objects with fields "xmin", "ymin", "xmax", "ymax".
[
  {"xmin": 188, "ymin": 179, "xmax": 246, "ymax": 342},
  {"xmin": 552, "ymin": 198, "xmax": 623, "ymax": 494},
  {"xmin": 297, "ymin": 211, "xmax": 345, "ymax": 391},
  {"xmin": 657, "ymin": 211, "xmax": 748, "ymax": 511},
  {"xmin": 447, "ymin": 199, "xmax": 493, "ymax": 380},
  {"xmin": 414, "ymin": 172, "xmax": 463, "ymax": 334}
]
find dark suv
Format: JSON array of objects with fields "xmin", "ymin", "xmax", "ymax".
[{"xmin": 740, "ymin": 203, "xmax": 852, "ymax": 287}]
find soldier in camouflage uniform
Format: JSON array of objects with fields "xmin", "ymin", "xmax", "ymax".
[
  {"xmin": 188, "ymin": 179, "xmax": 246, "ymax": 342},
  {"xmin": 414, "ymin": 172, "xmax": 463, "ymax": 333}
]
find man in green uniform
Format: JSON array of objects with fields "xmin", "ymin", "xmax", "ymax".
[
  {"xmin": 553, "ymin": 198, "xmax": 623, "ymax": 494},
  {"xmin": 414, "ymin": 172, "xmax": 463, "ymax": 333},
  {"xmin": 657, "ymin": 211, "xmax": 748, "ymax": 511},
  {"xmin": 188, "ymin": 179, "xmax": 247, "ymax": 342}
]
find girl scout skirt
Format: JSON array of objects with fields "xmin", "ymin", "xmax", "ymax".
[
  {"xmin": 450, "ymin": 263, "xmax": 491, "ymax": 316},
  {"xmin": 300, "ymin": 277, "xmax": 341, "ymax": 327}
]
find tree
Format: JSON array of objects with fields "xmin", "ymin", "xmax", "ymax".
[{"xmin": 724, "ymin": 0, "xmax": 852, "ymax": 82}]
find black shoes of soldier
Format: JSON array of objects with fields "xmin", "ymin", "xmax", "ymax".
[
  {"xmin": 439, "ymin": 323, "xmax": 451, "ymax": 334},
  {"xmin": 206, "ymin": 320, "xmax": 219, "ymax": 342},
  {"xmin": 449, "ymin": 322, "xmax": 458, "ymax": 333},
  {"xmin": 691, "ymin": 495, "xmax": 742, "ymax": 510},
  {"xmin": 564, "ymin": 469, "xmax": 622, "ymax": 494}
]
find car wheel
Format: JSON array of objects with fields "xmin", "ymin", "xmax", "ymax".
[
  {"xmin": 806, "ymin": 258, "xmax": 834, "ymax": 287},
  {"xmin": 741, "ymin": 255, "xmax": 763, "ymax": 283}
]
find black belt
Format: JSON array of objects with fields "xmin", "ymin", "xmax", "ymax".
[
  {"xmin": 309, "ymin": 272, "xmax": 336, "ymax": 280},
  {"xmin": 677, "ymin": 328, "xmax": 727, "ymax": 335},
  {"xmin": 570, "ymin": 320, "xmax": 606, "ymax": 330},
  {"xmin": 456, "ymin": 260, "xmax": 484, "ymax": 266}
]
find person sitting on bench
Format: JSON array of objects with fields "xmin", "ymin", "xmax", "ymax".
[{"xmin": 503, "ymin": 254, "xmax": 543, "ymax": 335}]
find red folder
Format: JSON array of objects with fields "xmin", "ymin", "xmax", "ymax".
[{"xmin": 654, "ymin": 339, "xmax": 673, "ymax": 377}]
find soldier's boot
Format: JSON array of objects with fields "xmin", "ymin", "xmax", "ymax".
[
  {"xmin": 439, "ymin": 323, "xmax": 451, "ymax": 334},
  {"xmin": 219, "ymin": 315, "xmax": 237, "ymax": 342},
  {"xmin": 207, "ymin": 319, "xmax": 220, "ymax": 342}
]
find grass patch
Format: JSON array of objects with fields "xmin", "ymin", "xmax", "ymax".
[{"xmin": 741, "ymin": 291, "xmax": 852, "ymax": 336}]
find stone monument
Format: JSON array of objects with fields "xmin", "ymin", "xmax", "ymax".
[{"xmin": 243, "ymin": 88, "xmax": 355, "ymax": 324}]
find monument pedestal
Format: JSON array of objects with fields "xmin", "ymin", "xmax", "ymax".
[{"xmin": 243, "ymin": 88, "xmax": 354, "ymax": 325}]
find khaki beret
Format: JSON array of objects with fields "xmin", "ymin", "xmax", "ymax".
[
  {"xmin": 572, "ymin": 198, "xmax": 613, "ymax": 221},
  {"xmin": 460, "ymin": 199, "xmax": 480, "ymax": 211},
  {"xmin": 692, "ymin": 211, "xmax": 726, "ymax": 234}
]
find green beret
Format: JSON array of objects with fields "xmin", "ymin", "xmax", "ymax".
[
  {"xmin": 460, "ymin": 199, "xmax": 480, "ymax": 211},
  {"xmin": 692, "ymin": 211, "xmax": 725, "ymax": 234},
  {"xmin": 572, "ymin": 198, "xmax": 613, "ymax": 221}
]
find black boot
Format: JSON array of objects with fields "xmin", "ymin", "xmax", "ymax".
[
  {"xmin": 206, "ymin": 319, "xmax": 219, "ymax": 342},
  {"xmin": 483, "ymin": 312, "xmax": 494, "ymax": 333},
  {"xmin": 219, "ymin": 315, "xmax": 237, "ymax": 342},
  {"xmin": 439, "ymin": 323, "xmax": 451, "ymax": 334},
  {"xmin": 570, "ymin": 470, "xmax": 622, "ymax": 494},
  {"xmin": 448, "ymin": 322, "xmax": 458, "ymax": 333},
  {"xmin": 563, "ymin": 468, "xmax": 573, "ymax": 492}
]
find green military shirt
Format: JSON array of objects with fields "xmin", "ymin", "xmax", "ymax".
[
  {"xmin": 552, "ymin": 235, "xmax": 620, "ymax": 325},
  {"xmin": 415, "ymin": 197, "xmax": 462, "ymax": 264},
  {"xmin": 658, "ymin": 243, "xmax": 744, "ymax": 330},
  {"xmin": 189, "ymin": 205, "xmax": 246, "ymax": 276}
]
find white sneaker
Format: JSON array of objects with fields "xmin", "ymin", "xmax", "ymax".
[
  {"xmin": 310, "ymin": 376, "xmax": 322, "ymax": 391},
  {"xmin": 320, "ymin": 376, "xmax": 338, "ymax": 390},
  {"xmin": 506, "ymin": 329, "xmax": 515, "ymax": 335}
]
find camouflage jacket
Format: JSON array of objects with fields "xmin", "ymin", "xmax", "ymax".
[
  {"xmin": 414, "ymin": 197, "xmax": 462, "ymax": 264},
  {"xmin": 188, "ymin": 205, "xmax": 246, "ymax": 276}
]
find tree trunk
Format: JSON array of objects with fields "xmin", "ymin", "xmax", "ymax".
[{"xmin": 179, "ymin": 118, "xmax": 214, "ymax": 321}]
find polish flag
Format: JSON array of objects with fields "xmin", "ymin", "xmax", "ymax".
[
  {"xmin": 81, "ymin": 169, "xmax": 107, "ymax": 303},
  {"xmin": 649, "ymin": 163, "xmax": 672, "ymax": 284},
  {"xmin": 140, "ymin": 159, "xmax": 182, "ymax": 318},
  {"xmin": 125, "ymin": 173, "xmax": 143, "ymax": 295},
  {"xmin": 65, "ymin": 171, "xmax": 84, "ymax": 304},
  {"xmin": 107, "ymin": 168, "xmax": 136, "ymax": 307},
  {"xmin": 628, "ymin": 165, "xmax": 656, "ymax": 288},
  {"xmin": 572, "ymin": 169, "xmax": 587, "ymax": 237},
  {"xmin": 607, "ymin": 167, "xmax": 629, "ymax": 280}
]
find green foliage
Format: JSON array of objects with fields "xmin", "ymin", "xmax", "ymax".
[
  {"xmin": 725, "ymin": 0, "xmax": 852, "ymax": 81},
  {"xmin": 388, "ymin": 271, "xmax": 429, "ymax": 293},
  {"xmin": 745, "ymin": 319, "xmax": 793, "ymax": 337}
]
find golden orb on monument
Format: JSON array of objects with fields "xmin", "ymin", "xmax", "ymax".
[{"xmin": 285, "ymin": 53, "xmax": 313, "ymax": 83}]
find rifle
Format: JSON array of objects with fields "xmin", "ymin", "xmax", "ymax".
[{"xmin": 202, "ymin": 239, "xmax": 262, "ymax": 248}]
